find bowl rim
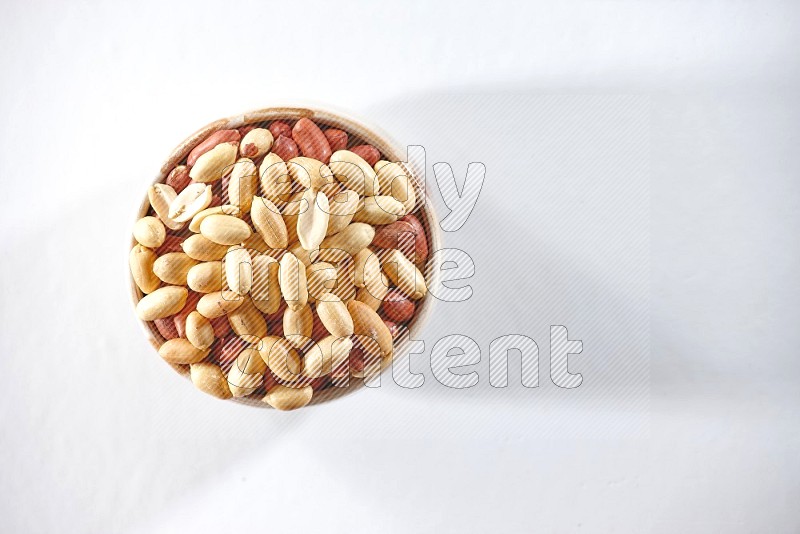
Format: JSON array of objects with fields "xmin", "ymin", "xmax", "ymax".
[{"xmin": 128, "ymin": 105, "xmax": 441, "ymax": 408}]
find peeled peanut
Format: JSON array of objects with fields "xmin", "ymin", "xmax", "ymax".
[
  {"xmin": 189, "ymin": 142, "xmax": 237, "ymax": 183},
  {"xmin": 382, "ymin": 249, "xmax": 427, "ymax": 300},
  {"xmin": 263, "ymin": 384, "xmax": 313, "ymax": 411},
  {"xmin": 240, "ymin": 128, "xmax": 273, "ymax": 159},
  {"xmin": 350, "ymin": 334, "xmax": 383, "ymax": 378},
  {"xmin": 306, "ymin": 262, "xmax": 337, "ymax": 302},
  {"xmin": 242, "ymin": 233, "xmax": 270, "ymax": 254},
  {"xmin": 136, "ymin": 286, "xmax": 188, "ymax": 321},
  {"xmin": 352, "ymin": 196, "xmax": 404, "ymax": 225},
  {"xmin": 187, "ymin": 129, "xmax": 240, "ymax": 166},
  {"xmin": 309, "ymin": 335, "xmax": 353, "ymax": 378},
  {"xmin": 283, "ymin": 304, "xmax": 313, "ymax": 348},
  {"xmin": 200, "ymin": 214, "xmax": 252, "ymax": 245},
  {"xmin": 282, "ymin": 191, "xmax": 305, "ymax": 245},
  {"xmin": 153, "ymin": 252, "xmax": 198, "ymax": 285},
  {"xmin": 259, "ymin": 337, "xmax": 302, "ymax": 383},
  {"xmin": 375, "ymin": 161, "xmax": 416, "ymax": 214},
  {"xmin": 227, "ymin": 348, "xmax": 266, "ymax": 397},
  {"xmin": 169, "ymin": 182, "xmax": 213, "ymax": 222},
  {"xmin": 353, "ymin": 248, "xmax": 380, "ymax": 288},
  {"xmin": 181, "ymin": 234, "xmax": 228, "ymax": 261},
  {"xmin": 289, "ymin": 242, "xmax": 314, "ymax": 267},
  {"xmin": 347, "ymin": 299, "xmax": 393, "ymax": 358},
  {"xmin": 130, "ymin": 244, "xmax": 160, "ymax": 294},
  {"xmin": 190, "ymin": 362, "xmax": 232, "ymax": 399},
  {"xmin": 287, "ymin": 157, "xmax": 334, "ymax": 190},
  {"xmin": 227, "ymin": 298, "xmax": 267, "ymax": 345},
  {"xmin": 187, "ymin": 261, "xmax": 223, "ymax": 293},
  {"xmin": 278, "ymin": 252, "xmax": 308, "ymax": 311},
  {"xmin": 133, "ymin": 216, "xmax": 166, "ymax": 248},
  {"xmin": 224, "ymin": 246, "xmax": 252, "ymax": 295},
  {"xmin": 158, "ymin": 338, "xmax": 209, "ymax": 364},
  {"xmin": 259, "ymin": 153, "xmax": 292, "ymax": 206},
  {"xmin": 324, "ymin": 189, "xmax": 359, "ymax": 236},
  {"xmin": 251, "ymin": 254, "xmax": 281, "ymax": 315},
  {"xmin": 196, "ymin": 290, "xmax": 245, "ymax": 319},
  {"xmin": 251, "ymin": 196, "xmax": 288, "ymax": 249},
  {"xmin": 228, "ymin": 158, "xmax": 258, "ymax": 213},
  {"xmin": 329, "ymin": 150, "xmax": 380, "ymax": 196},
  {"xmin": 189, "ymin": 204, "xmax": 240, "ymax": 233},
  {"xmin": 186, "ymin": 311, "xmax": 215, "ymax": 349},
  {"xmin": 357, "ymin": 272, "xmax": 389, "ymax": 311},
  {"xmin": 319, "ymin": 223, "xmax": 375, "ymax": 257},
  {"xmin": 316, "ymin": 292, "xmax": 354, "ymax": 337},
  {"xmin": 296, "ymin": 189, "xmax": 330, "ymax": 251},
  {"xmin": 329, "ymin": 260, "xmax": 356, "ymax": 302},
  {"xmin": 148, "ymin": 183, "xmax": 184, "ymax": 230}
]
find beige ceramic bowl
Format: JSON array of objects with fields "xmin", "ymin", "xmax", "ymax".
[{"xmin": 129, "ymin": 106, "xmax": 439, "ymax": 408}]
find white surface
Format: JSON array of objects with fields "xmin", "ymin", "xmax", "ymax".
[{"xmin": 1, "ymin": 1, "xmax": 799, "ymax": 532}]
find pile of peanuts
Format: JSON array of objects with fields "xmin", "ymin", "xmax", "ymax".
[{"xmin": 130, "ymin": 118, "xmax": 430, "ymax": 410}]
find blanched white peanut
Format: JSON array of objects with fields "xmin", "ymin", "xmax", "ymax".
[
  {"xmin": 228, "ymin": 158, "xmax": 258, "ymax": 213},
  {"xmin": 296, "ymin": 189, "xmax": 330, "ymax": 251},
  {"xmin": 283, "ymin": 304, "xmax": 313, "ymax": 348},
  {"xmin": 329, "ymin": 150, "xmax": 380, "ymax": 196},
  {"xmin": 306, "ymin": 262, "xmax": 337, "ymax": 302},
  {"xmin": 181, "ymin": 234, "xmax": 229, "ymax": 261},
  {"xmin": 189, "ymin": 142, "xmax": 237, "ymax": 183},
  {"xmin": 148, "ymin": 183, "xmax": 184, "ymax": 230},
  {"xmin": 189, "ymin": 204, "xmax": 240, "ymax": 233},
  {"xmin": 251, "ymin": 254, "xmax": 281, "ymax": 315},
  {"xmin": 136, "ymin": 286, "xmax": 188, "ymax": 321},
  {"xmin": 259, "ymin": 336, "xmax": 303, "ymax": 383},
  {"xmin": 227, "ymin": 348, "xmax": 266, "ymax": 397},
  {"xmin": 196, "ymin": 290, "xmax": 245, "ymax": 319},
  {"xmin": 319, "ymin": 223, "xmax": 375, "ymax": 258},
  {"xmin": 352, "ymin": 196, "xmax": 404, "ymax": 225},
  {"xmin": 169, "ymin": 182, "xmax": 212, "ymax": 222},
  {"xmin": 187, "ymin": 261, "xmax": 223, "ymax": 293},
  {"xmin": 158, "ymin": 338, "xmax": 209, "ymax": 364},
  {"xmin": 130, "ymin": 244, "xmax": 160, "ymax": 294},
  {"xmin": 153, "ymin": 252, "xmax": 198, "ymax": 286},
  {"xmin": 263, "ymin": 384, "xmax": 313, "ymax": 411},
  {"xmin": 375, "ymin": 161, "xmax": 416, "ymax": 214},
  {"xmin": 227, "ymin": 297, "xmax": 267, "ymax": 345},
  {"xmin": 278, "ymin": 252, "xmax": 308, "ymax": 311},
  {"xmin": 259, "ymin": 152, "xmax": 292, "ymax": 206},
  {"xmin": 382, "ymin": 249, "xmax": 427, "ymax": 300},
  {"xmin": 251, "ymin": 196, "xmax": 288, "ymax": 249},
  {"xmin": 133, "ymin": 216, "xmax": 166, "ymax": 248},
  {"xmin": 287, "ymin": 157, "xmax": 334, "ymax": 190},
  {"xmin": 315, "ymin": 292, "xmax": 354, "ymax": 337},
  {"xmin": 347, "ymin": 299, "xmax": 393, "ymax": 358},
  {"xmin": 225, "ymin": 246, "xmax": 252, "ymax": 295},
  {"xmin": 200, "ymin": 214, "xmax": 252, "ymax": 245},
  {"xmin": 186, "ymin": 311, "xmax": 215, "ymax": 349},
  {"xmin": 190, "ymin": 362, "xmax": 232, "ymax": 399},
  {"xmin": 324, "ymin": 189, "xmax": 359, "ymax": 235}
]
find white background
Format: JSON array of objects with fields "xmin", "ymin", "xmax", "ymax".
[{"xmin": 1, "ymin": 1, "xmax": 799, "ymax": 532}]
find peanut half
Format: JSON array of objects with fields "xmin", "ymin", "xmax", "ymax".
[
  {"xmin": 296, "ymin": 189, "xmax": 330, "ymax": 251},
  {"xmin": 148, "ymin": 183, "xmax": 184, "ymax": 230},
  {"xmin": 169, "ymin": 182, "xmax": 212, "ymax": 223},
  {"xmin": 329, "ymin": 150, "xmax": 381, "ymax": 196},
  {"xmin": 228, "ymin": 158, "xmax": 258, "ymax": 213}
]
